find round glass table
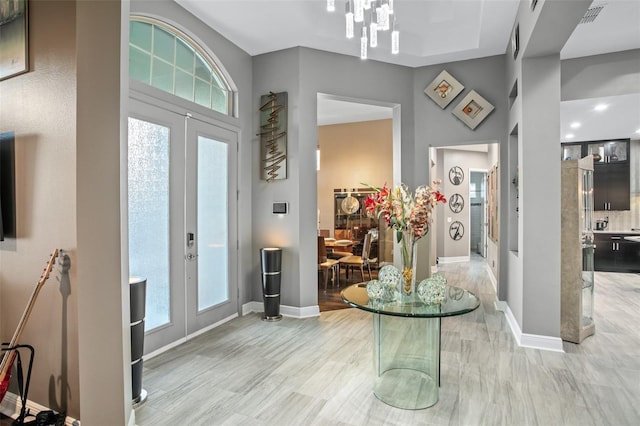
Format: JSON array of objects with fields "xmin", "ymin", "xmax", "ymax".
[{"xmin": 341, "ymin": 282, "xmax": 480, "ymax": 409}]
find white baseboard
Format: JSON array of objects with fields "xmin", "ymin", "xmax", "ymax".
[
  {"xmin": 281, "ymin": 304, "xmax": 320, "ymax": 318},
  {"xmin": 496, "ymin": 301, "xmax": 564, "ymax": 353},
  {"xmin": 520, "ymin": 333, "xmax": 564, "ymax": 352},
  {"xmin": 0, "ymin": 392, "xmax": 80, "ymax": 426},
  {"xmin": 438, "ymin": 256, "xmax": 470, "ymax": 264},
  {"xmin": 144, "ymin": 312, "xmax": 238, "ymax": 361},
  {"xmin": 243, "ymin": 301, "xmax": 320, "ymax": 318},
  {"xmin": 485, "ymin": 263, "xmax": 497, "ymax": 292},
  {"xmin": 242, "ymin": 301, "xmax": 258, "ymax": 316}
]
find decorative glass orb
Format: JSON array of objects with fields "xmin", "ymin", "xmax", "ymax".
[
  {"xmin": 417, "ymin": 277, "xmax": 446, "ymax": 305},
  {"xmin": 431, "ymin": 272, "xmax": 447, "ymax": 285},
  {"xmin": 379, "ymin": 265, "xmax": 401, "ymax": 287},
  {"xmin": 378, "ymin": 265, "xmax": 401, "ymax": 301},
  {"xmin": 366, "ymin": 279, "xmax": 384, "ymax": 300}
]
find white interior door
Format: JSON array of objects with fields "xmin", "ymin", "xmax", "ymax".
[{"xmin": 128, "ymin": 98, "xmax": 238, "ymax": 354}]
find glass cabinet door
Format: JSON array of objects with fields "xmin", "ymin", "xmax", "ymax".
[
  {"xmin": 606, "ymin": 140, "xmax": 627, "ymax": 162},
  {"xmin": 587, "ymin": 140, "xmax": 628, "ymax": 163},
  {"xmin": 581, "ymin": 168, "xmax": 594, "ymax": 328},
  {"xmin": 562, "ymin": 144, "xmax": 582, "ymax": 161}
]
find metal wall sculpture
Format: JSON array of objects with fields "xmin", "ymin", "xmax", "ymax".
[{"xmin": 258, "ymin": 91, "xmax": 287, "ymax": 182}]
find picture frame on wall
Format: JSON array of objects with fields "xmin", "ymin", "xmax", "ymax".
[
  {"xmin": 0, "ymin": 0, "xmax": 29, "ymax": 81},
  {"xmin": 423, "ymin": 70, "xmax": 465, "ymax": 109},
  {"xmin": 452, "ymin": 90, "xmax": 495, "ymax": 130}
]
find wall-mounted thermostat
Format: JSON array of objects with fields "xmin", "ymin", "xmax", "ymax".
[{"xmin": 273, "ymin": 202, "xmax": 288, "ymax": 214}]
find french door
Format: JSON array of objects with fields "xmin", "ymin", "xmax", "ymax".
[{"xmin": 128, "ymin": 98, "xmax": 238, "ymax": 354}]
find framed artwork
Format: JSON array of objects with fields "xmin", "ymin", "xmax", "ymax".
[
  {"xmin": 259, "ymin": 91, "xmax": 287, "ymax": 182},
  {"xmin": 452, "ymin": 90, "xmax": 495, "ymax": 130},
  {"xmin": 448, "ymin": 166, "xmax": 464, "ymax": 185},
  {"xmin": 449, "ymin": 193, "xmax": 464, "ymax": 213},
  {"xmin": 424, "ymin": 70, "xmax": 464, "ymax": 109},
  {"xmin": 0, "ymin": 0, "xmax": 29, "ymax": 81},
  {"xmin": 512, "ymin": 23, "xmax": 520, "ymax": 60},
  {"xmin": 449, "ymin": 221, "xmax": 464, "ymax": 241}
]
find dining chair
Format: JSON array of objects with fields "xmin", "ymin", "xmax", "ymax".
[
  {"xmin": 318, "ymin": 236, "xmax": 339, "ymax": 290},
  {"xmin": 338, "ymin": 232, "xmax": 377, "ymax": 283}
]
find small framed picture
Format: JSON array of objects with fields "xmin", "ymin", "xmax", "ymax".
[
  {"xmin": 512, "ymin": 23, "xmax": 520, "ymax": 60},
  {"xmin": 452, "ymin": 90, "xmax": 495, "ymax": 130},
  {"xmin": 424, "ymin": 70, "xmax": 465, "ymax": 109},
  {"xmin": 0, "ymin": 0, "xmax": 29, "ymax": 81}
]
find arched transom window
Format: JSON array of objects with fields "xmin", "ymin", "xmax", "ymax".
[{"xmin": 129, "ymin": 17, "xmax": 232, "ymax": 115}]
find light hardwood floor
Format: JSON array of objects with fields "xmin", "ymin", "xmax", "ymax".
[{"xmin": 135, "ymin": 257, "xmax": 640, "ymax": 425}]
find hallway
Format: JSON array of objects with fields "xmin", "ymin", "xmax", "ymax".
[{"xmin": 135, "ymin": 256, "xmax": 640, "ymax": 425}]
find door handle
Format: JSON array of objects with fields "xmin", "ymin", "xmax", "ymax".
[{"xmin": 186, "ymin": 253, "xmax": 197, "ymax": 261}]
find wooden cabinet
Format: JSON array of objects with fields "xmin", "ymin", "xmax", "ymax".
[
  {"xmin": 593, "ymin": 162, "xmax": 630, "ymax": 211},
  {"xmin": 561, "ymin": 139, "xmax": 630, "ymax": 211},
  {"xmin": 594, "ymin": 233, "xmax": 640, "ymax": 272}
]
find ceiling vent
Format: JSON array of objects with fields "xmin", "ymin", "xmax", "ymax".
[{"xmin": 580, "ymin": 3, "xmax": 606, "ymax": 24}]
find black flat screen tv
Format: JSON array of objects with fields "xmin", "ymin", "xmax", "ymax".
[{"xmin": 0, "ymin": 132, "xmax": 16, "ymax": 241}]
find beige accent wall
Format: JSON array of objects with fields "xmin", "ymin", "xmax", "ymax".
[
  {"xmin": 0, "ymin": 0, "xmax": 80, "ymax": 418},
  {"xmin": 0, "ymin": 1, "xmax": 129, "ymax": 423},
  {"xmin": 316, "ymin": 119, "xmax": 393, "ymax": 236}
]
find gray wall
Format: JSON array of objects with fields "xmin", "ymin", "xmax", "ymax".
[
  {"xmin": 503, "ymin": 0, "xmax": 591, "ymax": 338},
  {"xmin": 252, "ymin": 47, "xmax": 413, "ymax": 310},
  {"xmin": 413, "ymin": 55, "xmax": 507, "ymax": 179},
  {"xmin": 562, "ymin": 49, "xmax": 640, "ymax": 101},
  {"xmin": 251, "ymin": 49, "xmax": 508, "ymax": 312}
]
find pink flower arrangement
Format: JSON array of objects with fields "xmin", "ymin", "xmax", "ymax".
[
  {"xmin": 364, "ymin": 182, "xmax": 446, "ymax": 242},
  {"xmin": 364, "ymin": 181, "xmax": 446, "ymax": 294}
]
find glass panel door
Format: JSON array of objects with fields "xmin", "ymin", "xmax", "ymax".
[
  {"xmin": 185, "ymin": 118, "xmax": 238, "ymax": 334},
  {"xmin": 128, "ymin": 98, "xmax": 238, "ymax": 353},
  {"xmin": 128, "ymin": 101, "xmax": 187, "ymax": 354}
]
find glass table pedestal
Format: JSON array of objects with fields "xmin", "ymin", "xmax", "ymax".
[
  {"xmin": 341, "ymin": 283, "xmax": 480, "ymax": 410},
  {"xmin": 373, "ymin": 313, "xmax": 440, "ymax": 409}
]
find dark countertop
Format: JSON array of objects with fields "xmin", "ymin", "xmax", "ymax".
[{"xmin": 593, "ymin": 230, "xmax": 640, "ymax": 235}]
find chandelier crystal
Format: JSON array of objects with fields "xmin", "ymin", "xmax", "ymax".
[{"xmin": 328, "ymin": 0, "xmax": 400, "ymax": 59}]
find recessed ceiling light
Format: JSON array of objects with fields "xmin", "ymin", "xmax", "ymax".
[
  {"xmin": 593, "ymin": 104, "xmax": 608, "ymax": 111},
  {"xmin": 565, "ymin": 133, "xmax": 575, "ymax": 139},
  {"xmin": 570, "ymin": 122, "xmax": 581, "ymax": 129}
]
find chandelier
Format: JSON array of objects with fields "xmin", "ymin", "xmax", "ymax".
[{"xmin": 326, "ymin": 0, "xmax": 399, "ymax": 60}]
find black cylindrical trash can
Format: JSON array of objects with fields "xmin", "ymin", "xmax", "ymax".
[
  {"xmin": 260, "ymin": 248, "xmax": 283, "ymax": 321},
  {"xmin": 129, "ymin": 276, "xmax": 147, "ymax": 405}
]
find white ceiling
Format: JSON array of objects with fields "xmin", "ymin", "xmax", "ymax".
[
  {"xmin": 561, "ymin": 94, "xmax": 640, "ymax": 142},
  {"xmin": 176, "ymin": 0, "xmax": 521, "ymax": 68},
  {"xmin": 175, "ymin": 0, "xmax": 640, "ymax": 138}
]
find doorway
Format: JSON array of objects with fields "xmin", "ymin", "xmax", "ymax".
[
  {"xmin": 316, "ymin": 94, "xmax": 397, "ymax": 311},
  {"xmin": 469, "ymin": 170, "xmax": 488, "ymax": 257},
  {"xmin": 128, "ymin": 97, "xmax": 239, "ymax": 354}
]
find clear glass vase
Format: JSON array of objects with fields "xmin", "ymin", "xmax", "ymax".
[{"xmin": 399, "ymin": 230, "xmax": 417, "ymax": 299}]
